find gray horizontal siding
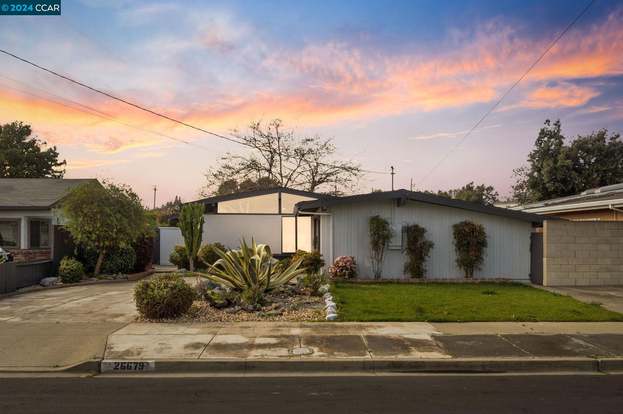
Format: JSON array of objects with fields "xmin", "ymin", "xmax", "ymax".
[{"xmin": 330, "ymin": 200, "xmax": 532, "ymax": 280}]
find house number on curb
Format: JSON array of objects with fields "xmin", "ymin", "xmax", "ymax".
[{"xmin": 101, "ymin": 360, "xmax": 155, "ymax": 373}]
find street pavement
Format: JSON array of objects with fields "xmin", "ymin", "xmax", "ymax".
[{"xmin": 0, "ymin": 374, "xmax": 622, "ymax": 413}]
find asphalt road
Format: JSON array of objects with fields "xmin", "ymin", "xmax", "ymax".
[{"xmin": 1, "ymin": 374, "xmax": 622, "ymax": 413}]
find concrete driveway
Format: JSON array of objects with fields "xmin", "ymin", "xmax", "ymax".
[
  {"xmin": 543, "ymin": 286, "xmax": 623, "ymax": 314},
  {"xmin": 0, "ymin": 282, "xmax": 138, "ymax": 369}
]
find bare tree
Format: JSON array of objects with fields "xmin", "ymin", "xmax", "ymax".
[{"xmin": 202, "ymin": 120, "xmax": 361, "ymax": 196}]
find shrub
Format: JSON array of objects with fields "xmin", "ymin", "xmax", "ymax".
[
  {"xmin": 178, "ymin": 203, "xmax": 204, "ymax": 272},
  {"xmin": 198, "ymin": 242, "xmax": 227, "ymax": 267},
  {"xmin": 369, "ymin": 215, "xmax": 393, "ymax": 279},
  {"xmin": 203, "ymin": 239, "xmax": 306, "ymax": 303},
  {"xmin": 403, "ymin": 224, "xmax": 434, "ymax": 278},
  {"xmin": 298, "ymin": 271, "xmax": 329, "ymax": 295},
  {"xmin": 58, "ymin": 256, "xmax": 85, "ymax": 283},
  {"xmin": 452, "ymin": 220, "xmax": 488, "ymax": 278},
  {"xmin": 101, "ymin": 245, "xmax": 136, "ymax": 275},
  {"xmin": 329, "ymin": 256, "xmax": 357, "ymax": 279},
  {"xmin": 134, "ymin": 274, "xmax": 195, "ymax": 319},
  {"xmin": 133, "ymin": 235, "xmax": 154, "ymax": 272},
  {"xmin": 291, "ymin": 250, "xmax": 325, "ymax": 275},
  {"xmin": 169, "ymin": 245, "xmax": 191, "ymax": 270}
]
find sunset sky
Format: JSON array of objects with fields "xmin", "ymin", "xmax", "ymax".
[{"xmin": 1, "ymin": 0, "xmax": 622, "ymax": 205}]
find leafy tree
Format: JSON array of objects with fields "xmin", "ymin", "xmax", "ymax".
[
  {"xmin": 436, "ymin": 182, "xmax": 499, "ymax": 205},
  {"xmin": 0, "ymin": 122, "xmax": 66, "ymax": 178},
  {"xmin": 214, "ymin": 177, "xmax": 280, "ymax": 196},
  {"xmin": 512, "ymin": 120, "xmax": 623, "ymax": 203},
  {"xmin": 368, "ymin": 215, "xmax": 393, "ymax": 280},
  {"xmin": 452, "ymin": 221, "xmax": 487, "ymax": 279},
  {"xmin": 403, "ymin": 224, "xmax": 434, "ymax": 279},
  {"xmin": 178, "ymin": 203, "xmax": 204, "ymax": 272},
  {"xmin": 154, "ymin": 196, "xmax": 183, "ymax": 226},
  {"xmin": 202, "ymin": 119, "xmax": 361, "ymax": 195},
  {"xmin": 62, "ymin": 181, "xmax": 150, "ymax": 276}
]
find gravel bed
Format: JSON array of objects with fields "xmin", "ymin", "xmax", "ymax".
[{"xmin": 141, "ymin": 292, "xmax": 325, "ymax": 323}]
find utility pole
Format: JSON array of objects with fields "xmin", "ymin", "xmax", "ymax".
[
  {"xmin": 152, "ymin": 185, "xmax": 157, "ymax": 210},
  {"xmin": 390, "ymin": 166, "xmax": 395, "ymax": 191},
  {"xmin": 410, "ymin": 178, "xmax": 413, "ymax": 192}
]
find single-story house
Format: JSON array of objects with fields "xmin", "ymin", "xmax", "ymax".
[
  {"xmin": 159, "ymin": 187, "xmax": 544, "ymax": 281},
  {"xmin": 0, "ymin": 178, "xmax": 96, "ymax": 262},
  {"xmin": 296, "ymin": 190, "xmax": 544, "ymax": 280},
  {"xmin": 157, "ymin": 187, "xmax": 335, "ymax": 264},
  {"xmin": 517, "ymin": 183, "xmax": 623, "ymax": 221}
]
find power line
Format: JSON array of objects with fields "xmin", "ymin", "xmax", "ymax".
[
  {"xmin": 0, "ymin": 75, "xmax": 215, "ymax": 151},
  {"xmin": 0, "ymin": 48, "xmax": 246, "ymax": 147},
  {"xmin": 415, "ymin": 0, "xmax": 596, "ymax": 187},
  {"xmin": 0, "ymin": 49, "xmax": 389, "ymax": 175}
]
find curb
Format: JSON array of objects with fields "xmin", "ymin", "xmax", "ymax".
[
  {"xmin": 95, "ymin": 358, "xmax": 623, "ymax": 375},
  {"xmin": 0, "ymin": 360, "xmax": 100, "ymax": 374},
  {"xmin": 3, "ymin": 358, "xmax": 623, "ymax": 375}
]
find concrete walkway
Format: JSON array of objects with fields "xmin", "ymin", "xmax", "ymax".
[
  {"xmin": 0, "ymin": 282, "xmax": 137, "ymax": 369},
  {"xmin": 541, "ymin": 286, "xmax": 623, "ymax": 314}
]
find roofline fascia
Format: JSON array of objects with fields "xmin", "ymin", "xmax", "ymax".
[
  {"xmin": 297, "ymin": 189, "xmax": 544, "ymax": 223},
  {"xmin": 0, "ymin": 206, "xmax": 53, "ymax": 211},
  {"xmin": 522, "ymin": 198, "xmax": 623, "ymax": 214},
  {"xmin": 190, "ymin": 187, "xmax": 334, "ymax": 205}
]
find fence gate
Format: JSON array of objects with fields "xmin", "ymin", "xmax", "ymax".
[{"xmin": 530, "ymin": 232, "xmax": 543, "ymax": 285}]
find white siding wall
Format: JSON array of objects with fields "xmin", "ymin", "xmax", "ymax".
[
  {"xmin": 329, "ymin": 200, "xmax": 532, "ymax": 280},
  {"xmin": 159, "ymin": 227, "xmax": 183, "ymax": 265},
  {"xmin": 203, "ymin": 214, "xmax": 283, "ymax": 253},
  {"xmin": 319, "ymin": 214, "xmax": 333, "ymax": 269}
]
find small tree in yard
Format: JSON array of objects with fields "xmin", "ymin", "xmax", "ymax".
[
  {"xmin": 452, "ymin": 221, "xmax": 487, "ymax": 279},
  {"xmin": 403, "ymin": 224, "xmax": 434, "ymax": 279},
  {"xmin": 62, "ymin": 181, "xmax": 149, "ymax": 276},
  {"xmin": 178, "ymin": 203, "xmax": 204, "ymax": 272},
  {"xmin": 369, "ymin": 215, "xmax": 393, "ymax": 280}
]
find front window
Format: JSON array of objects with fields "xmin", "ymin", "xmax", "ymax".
[
  {"xmin": 281, "ymin": 216, "xmax": 312, "ymax": 253},
  {"xmin": 29, "ymin": 219, "xmax": 50, "ymax": 248},
  {"xmin": 0, "ymin": 219, "xmax": 20, "ymax": 248}
]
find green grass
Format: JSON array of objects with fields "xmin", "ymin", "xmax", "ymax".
[{"xmin": 332, "ymin": 282, "xmax": 623, "ymax": 322}]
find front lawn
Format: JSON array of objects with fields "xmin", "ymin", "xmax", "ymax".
[{"xmin": 332, "ymin": 282, "xmax": 623, "ymax": 322}]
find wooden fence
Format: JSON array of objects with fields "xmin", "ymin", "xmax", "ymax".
[{"xmin": 0, "ymin": 260, "xmax": 53, "ymax": 294}]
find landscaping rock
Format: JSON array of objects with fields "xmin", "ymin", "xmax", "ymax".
[
  {"xmin": 224, "ymin": 306, "xmax": 241, "ymax": 314},
  {"xmin": 39, "ymin": 277, "xmax": 58, "ymax": 287},
  {"xmin": 326, "ymin": 313, "xmax": 338, "ymax": 321},
  {"xmin": 318, "ymin": 284, "xmax": 330, "ymax": 294}
]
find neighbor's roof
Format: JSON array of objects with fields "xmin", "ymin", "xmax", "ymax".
[
  {"xmin": 518, "ymin": 183, "xmax": 623, "ymax": 214},
  {"xmin": 296, "ymin": 189, "xmax": 545, "ymax": 223},
  {"xmin": 192, "ymin": 187, "xmax": 336, "ymax": 205},
  {"xmin": 0, "ymin": 178, "xmax": 98, "ymax": 210}
]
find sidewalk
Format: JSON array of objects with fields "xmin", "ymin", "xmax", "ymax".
[
  {"xmin": 3, "ymin": 321, "xmax": 623, "ymax": 374},
  {"xmin": 97, "ymin": 321, "xmax": 623, "ymax": 374}
]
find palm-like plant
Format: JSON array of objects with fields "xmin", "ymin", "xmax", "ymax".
[{"xmin": 203, "ymin": 239, "xmax": 306, "ymax": 292}]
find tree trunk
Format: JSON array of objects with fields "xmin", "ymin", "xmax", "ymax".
[
  {"xmin": 189, "ymin": 256, "xmax": 195, "ymax": 272},
  {"xmin": 94, "ymin": 250, "xmax": 105, "ymax": 276}
]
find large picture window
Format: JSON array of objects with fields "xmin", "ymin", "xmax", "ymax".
[
  {"xmin": 29, "ymin": 219, "xmax": 50, "ymax": 248},
  {"xmin": 0, "ymin": 220, "xmax": 19, "ymax": 248}
]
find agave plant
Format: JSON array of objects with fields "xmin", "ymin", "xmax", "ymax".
[{"xmin": 203, "ymin": 239, "xmax": 306, "ymax": 293}]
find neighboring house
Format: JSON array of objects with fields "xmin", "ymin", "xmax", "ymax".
[
  {"xmin": 0, "ymin": 178, "xmax": 96, "ymax": 262},
  {"xmin": 517, "ymin": 183, "xmax": 623, "ymax": 221},
  {"xmin": 157, "ymin": 187, "xmax": 334, "ymax": 265},
  {"xmin": 296, "ymin": 189, "xmax": 544, "ymax": 280}
]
